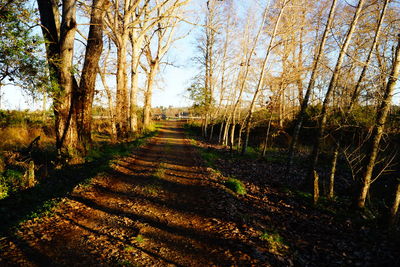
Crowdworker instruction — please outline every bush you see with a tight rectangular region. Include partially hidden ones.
[225,178,246,195]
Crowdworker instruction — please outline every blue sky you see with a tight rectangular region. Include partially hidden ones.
[1,0,399,110]
[0,0,204,110]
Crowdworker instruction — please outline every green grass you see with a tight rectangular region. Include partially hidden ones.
[124,245,135,252]
[260,230,288,255]
[200,149,219,167]
[225,178,246,195]
[153,168,165,179]
[133,234,145,243]
[183,122,201,137]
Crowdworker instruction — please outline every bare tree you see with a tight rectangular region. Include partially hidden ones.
[308,0,365,203]
[37,0,109,158]
[357,34,400,209]
[287,0,338,171]
[241,0,289,154]
[141,0,189,129]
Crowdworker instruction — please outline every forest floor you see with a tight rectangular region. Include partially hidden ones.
[0,121,399,266]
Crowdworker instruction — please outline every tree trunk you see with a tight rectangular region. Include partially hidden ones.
[143,64,157,129]
[357,34,400,209]
[262,113,273,157]
[115,35,129,139]
[328,143,339,199]
[313,170,319,205]
[218,120,224,144]
[37,0,79,157]
[77,0,109,153]
[389,182,400,226]
[348,0,389,112]
[309,0,365,198]
[129,30,144,133]
[99,67,117,141]
[242,0,287,154]
[287,0,338,171]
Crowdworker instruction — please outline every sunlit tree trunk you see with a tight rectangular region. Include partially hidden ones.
[242,0,287,154]
[115,34,129,138]
[37,0,79,157]
[328,0,389,199]
[77,0,109,153]
[99,62,117,141]
[143,63,157,128]
[348,0,389,112]
[389,181,400,226]
[309,0,365,203]
[357,35,400,209]
[287,0,338,171]
[129,30,144,133]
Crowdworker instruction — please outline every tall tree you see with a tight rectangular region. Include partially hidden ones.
[308,0,365,203]
[357,34,400,209]
[76,0,111,152]
[37,0,109,158]
[287,0,338,171]
[141,0,188,129]
[241,0,288,154]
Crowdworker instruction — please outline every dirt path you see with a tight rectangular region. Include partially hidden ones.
[0,121,268,266]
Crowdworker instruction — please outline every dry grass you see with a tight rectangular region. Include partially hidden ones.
[0,126,54,150]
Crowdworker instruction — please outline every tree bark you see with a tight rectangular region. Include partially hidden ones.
[143,64,157,129]
[129,30,143,133]
[77,0,109,153]
[262,113,273,157]
[287,0,338,171]
[242,0,287,154]
[115,35,129,139]
[309,0,365,198]
[357,34,400,209]
[37,0,79,157]
[348,0,389,112]
[328,143,339,199]
[389,181,400,226]
[99,66,117,141]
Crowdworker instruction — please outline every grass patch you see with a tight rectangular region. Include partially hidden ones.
[124,245,135,252]
[225,178,246,195]
[260,231,288,255]
[143,182,162,196]
[200,149,219,167]
[133,234,145,244]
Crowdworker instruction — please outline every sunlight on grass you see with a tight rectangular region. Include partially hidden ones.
[225,178,246,195]
[260,231,289,255]
[133,234,145,244]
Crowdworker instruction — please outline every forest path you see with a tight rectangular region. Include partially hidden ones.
[0,121,265,266]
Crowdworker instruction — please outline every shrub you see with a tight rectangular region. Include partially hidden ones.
[225,178,246,195]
